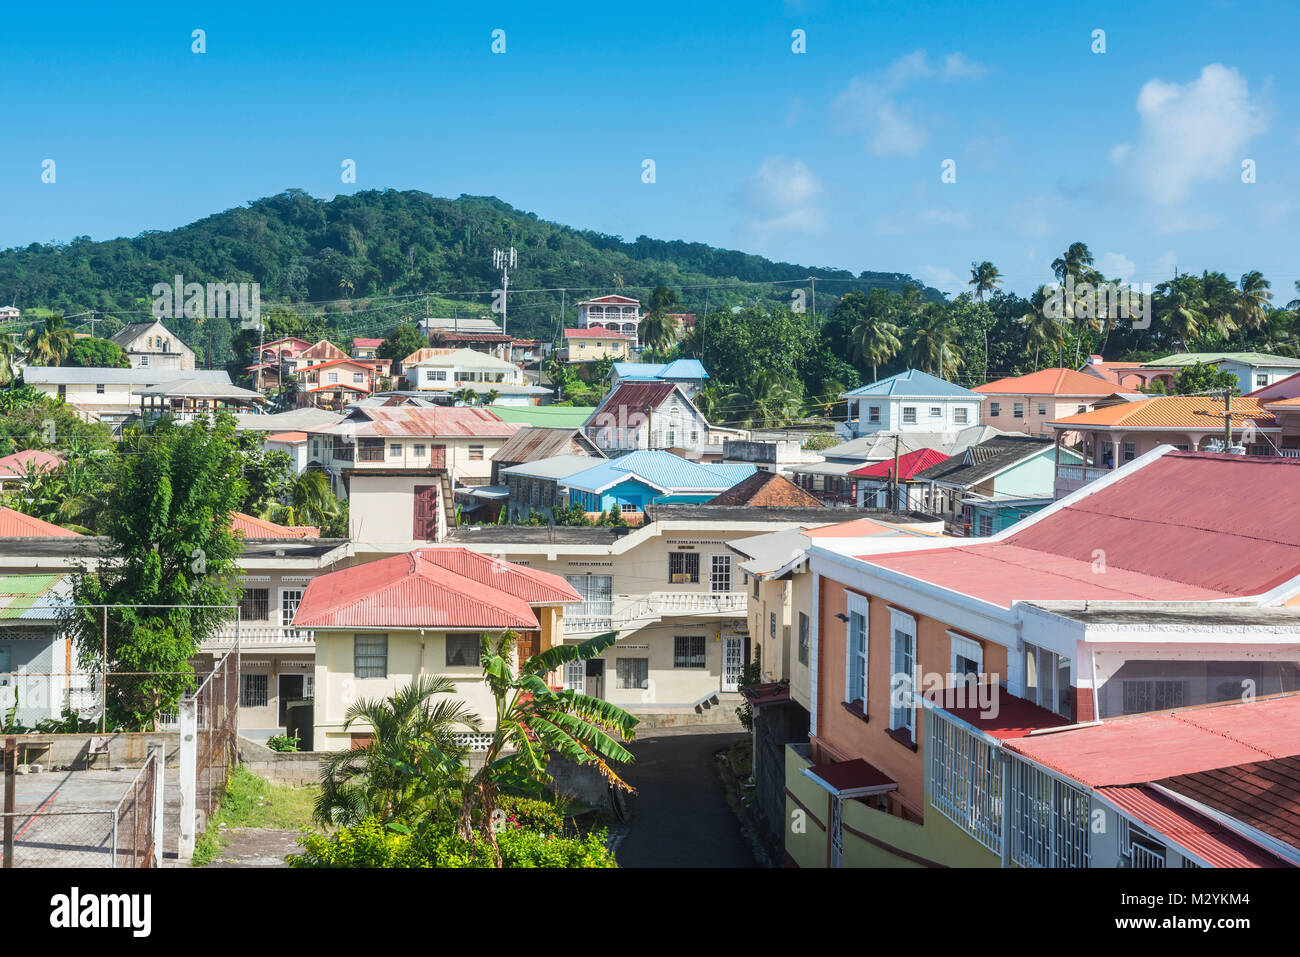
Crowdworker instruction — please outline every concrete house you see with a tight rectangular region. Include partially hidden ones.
[23,367,235,430]
[584,382,724,459]
[785,448,1300,868]
[562,328,634,364]
[1140,351,1300,395]
[973,368,1119,438]
[575,295,642,343]
[109,320,195,371]
[841,370,984,439]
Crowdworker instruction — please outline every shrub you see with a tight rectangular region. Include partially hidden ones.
[266,733,300,753]
[287,814,616,868]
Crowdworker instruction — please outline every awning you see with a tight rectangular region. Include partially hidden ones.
[801,759,897,798]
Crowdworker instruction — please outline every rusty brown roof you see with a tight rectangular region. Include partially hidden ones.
[583,382,681,428]
[314,406,521,438]
[491,427,605,464]
[708,471,824,508]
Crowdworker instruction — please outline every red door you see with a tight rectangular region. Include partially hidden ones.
[413,485,440,540]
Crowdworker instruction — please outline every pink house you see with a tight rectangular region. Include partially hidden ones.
[974,368,1119,438]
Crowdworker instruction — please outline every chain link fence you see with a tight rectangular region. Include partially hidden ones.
[193,645,239,819]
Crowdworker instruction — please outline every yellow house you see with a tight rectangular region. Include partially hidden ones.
[563,328,633,363]
[293,547,578,751]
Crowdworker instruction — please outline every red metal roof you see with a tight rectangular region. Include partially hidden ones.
[849,448,952,480]
[1003,694,1300,787]
[1101,785,1290,868]
[0,449,63,478]
[297,340,349,362]
[1159,757,1300,852]
[806,759,896,793]
[0,506,80,537]
[926,687,1070,739]
[858,452,1300,605]
[352,338,383,348]
[317,407,519,439]
[293,547,581,630]
[564,327,634,339]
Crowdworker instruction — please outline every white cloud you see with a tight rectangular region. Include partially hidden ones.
[832,50,987,157]
[874,205,970,236]
[1097,252,1137,281]
[917,264,963,295]
[737,156,826,243]
[1111,64,1269,205]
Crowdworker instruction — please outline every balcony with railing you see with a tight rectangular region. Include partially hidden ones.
[561,591,748,636]
[203,624,317,648]
[1053,463,1112,498]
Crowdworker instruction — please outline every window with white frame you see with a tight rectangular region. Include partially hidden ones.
[950,633,983,685]
[845,593,869,712]
[929,407,941,418]
[564,574,612,619]
[928,707,1002,853]
[1037,403,1047,416]
[563,659,585,693]
[868,406,881,423]
[1009,755,1091,868]
[769,612,777,641]
[710,554,732,593]
[902,406,917,424]
[889,610,916,738]
[953,407,968,425]
[1013,402,1024,419]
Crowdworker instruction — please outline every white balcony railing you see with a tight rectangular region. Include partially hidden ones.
[561,591,748,635]
[1055,465,1111,483]
[204,625,316,647]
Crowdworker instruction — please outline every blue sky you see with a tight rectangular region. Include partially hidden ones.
[2,0,1297,300]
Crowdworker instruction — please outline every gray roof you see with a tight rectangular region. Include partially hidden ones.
[500,454,602,481]
[234,409,346,431]
[134,379,265,400]
[492,427,604,464]
[419,317,503,334]
[911,436,1058,489]
[24,367,231,386]
[445,525,625,545]
[644,504,938,524]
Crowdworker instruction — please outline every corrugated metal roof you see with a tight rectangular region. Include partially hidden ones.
[566,328,634,339]
[296,340,349,362]
[0,507,81,538]
[584,382,681,428]
[975,367,1120,396]
[562,451,754,494]
[1004,695,1300,787]
[492,427,603,464]
[231,513,319,539]
[1049,396,1278,429]
[402,347,518,371]
[23,367,231,386]
[842,369,979,399]
[708,472,824,508]
[0,573,70,620]
[1159,757,1300,852]
[850,448,951,480]
[1101,785,1289,867]
[315,407,519,438]
[0,449,63,478]
[292,547,580,630]
[1145,352,1300,368]
[500,454,602,481]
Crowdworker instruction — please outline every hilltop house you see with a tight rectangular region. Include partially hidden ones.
[109,320,195,371]
[576,295,642,344]
[784,449,1300,868]
[841,370,984,439]
[974,368,1119,438]
[562,328,634,365]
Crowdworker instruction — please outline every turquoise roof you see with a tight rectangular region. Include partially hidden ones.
[562,451,753,495]
[842,368,979,399]
[611,360,709,381]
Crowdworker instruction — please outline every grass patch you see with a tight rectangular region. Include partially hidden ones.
[728,737,753,778]
[192,765,319,867]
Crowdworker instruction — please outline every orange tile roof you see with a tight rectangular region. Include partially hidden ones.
[230,513,320,539]
[1049,396,1278,430]
[975,368,1120,396]
[265,431,309,443]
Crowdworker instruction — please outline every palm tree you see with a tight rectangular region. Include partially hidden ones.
[1157,277,1207,351]
[1051,242,1096,288]
[1019,288,1065,371]
[909,305,964,379]
[1235,270,1272,330]
[457,630,636,864]
[1198,271,1238,344]
[315,675,482,828]
[969,262,1002,381]
[453,387,478,406]
[23,316,74,366]
[0,336,23,386]
[724,370,803,429]
[267,468,342,531]
[850,311,901,382]
[638,311,681,355]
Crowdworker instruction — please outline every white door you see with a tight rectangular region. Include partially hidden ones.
[722,637,744,692]
[280,588,305,629]
[563,659,585,694]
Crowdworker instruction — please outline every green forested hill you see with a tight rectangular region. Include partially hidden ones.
[0,189,940,361]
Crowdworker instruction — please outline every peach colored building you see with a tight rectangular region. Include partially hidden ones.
[974,368,1119,439]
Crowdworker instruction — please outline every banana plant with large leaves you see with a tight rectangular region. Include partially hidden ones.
[458,629,638,865]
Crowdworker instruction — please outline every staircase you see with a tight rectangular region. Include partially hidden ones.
[630,692,745,729]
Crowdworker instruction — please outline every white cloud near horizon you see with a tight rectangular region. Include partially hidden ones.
[737,156,826,245]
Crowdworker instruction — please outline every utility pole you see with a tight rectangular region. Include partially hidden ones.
[493,246,517,337]
[1223,388,1234,450]
[891,434,900,511]
[809,277,816,330]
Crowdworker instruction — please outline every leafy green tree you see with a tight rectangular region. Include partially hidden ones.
[266,468,347,535]
[377,322,428,364]
[63,338,131,368]
[68,414,248,729]
[23,316,74,366]
[315,676,481,827]
[458,630,636,865]
[1170,361,1239,396]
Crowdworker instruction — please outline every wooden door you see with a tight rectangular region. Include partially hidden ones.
[413,485,439,540]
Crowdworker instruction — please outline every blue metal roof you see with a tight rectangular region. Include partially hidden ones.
[562,451,754,494]
[611,360,709,381]
[842,368,979,399]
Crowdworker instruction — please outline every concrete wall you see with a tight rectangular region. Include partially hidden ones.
[348,473,446,543]
[6,731,180,769]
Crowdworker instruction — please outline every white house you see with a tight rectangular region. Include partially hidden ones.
[1144,352,1300,396]
[109,320,196,371]
[841,369,984,438]
[576,295,642,344]
[23,367,235,429]
[583,381,726,460]
[400,347,525,393]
